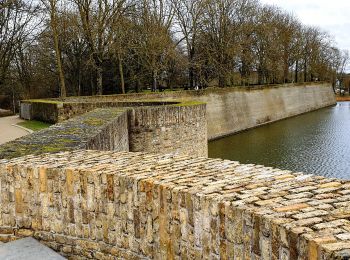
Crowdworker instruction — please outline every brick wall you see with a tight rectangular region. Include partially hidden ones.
[1,151,349,259]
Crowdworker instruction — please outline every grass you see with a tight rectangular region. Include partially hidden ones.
[22,99,64,104]
[336,95,350,102]
[17,120,52,131]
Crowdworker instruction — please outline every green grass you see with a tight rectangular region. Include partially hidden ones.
[17,120,52,131]
[22,99,64,104]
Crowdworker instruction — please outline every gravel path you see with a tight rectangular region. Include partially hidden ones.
[0,115,29,145]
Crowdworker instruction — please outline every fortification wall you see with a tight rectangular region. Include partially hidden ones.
[128,104,207,157]
[198,83,336,139]
[0,108,129,159]
[2,103,207,159]
[20,82,336,140]
[1,150,349,259]
[20,101,178,124]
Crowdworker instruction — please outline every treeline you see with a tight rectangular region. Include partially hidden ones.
[0,0,348,105]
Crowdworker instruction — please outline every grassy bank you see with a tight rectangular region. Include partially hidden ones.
[17,120,52,131]
[336,95,350,101]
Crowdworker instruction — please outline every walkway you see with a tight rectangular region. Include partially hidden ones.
[0,237,66,259]
[0,116,29,145]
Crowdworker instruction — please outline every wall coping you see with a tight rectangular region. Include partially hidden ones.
[0,108,128,159]
[1,150,349,258]
[21,82,331,103]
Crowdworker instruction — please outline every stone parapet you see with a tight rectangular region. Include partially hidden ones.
[0,108,129,159]
[0,150,349,259]
[1,102,207,159]
[128,104,207,157]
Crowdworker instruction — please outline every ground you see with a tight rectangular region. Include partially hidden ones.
[0,116,29,145]
[17,120,52,131]
[336,95,350,101]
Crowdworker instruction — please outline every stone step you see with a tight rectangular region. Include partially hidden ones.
[0,237,66,259]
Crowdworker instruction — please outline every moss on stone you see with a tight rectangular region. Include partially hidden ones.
[173,101,206,107]
[22,99,64,105]
[83,118,105,126]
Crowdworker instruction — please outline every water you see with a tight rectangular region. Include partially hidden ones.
[209,102,350,180]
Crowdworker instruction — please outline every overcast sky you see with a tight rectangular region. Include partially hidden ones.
[260,0,350,52]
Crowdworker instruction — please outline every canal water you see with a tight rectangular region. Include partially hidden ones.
[209,102,350,180]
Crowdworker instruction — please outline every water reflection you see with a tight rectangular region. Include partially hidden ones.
[209,102,350,180]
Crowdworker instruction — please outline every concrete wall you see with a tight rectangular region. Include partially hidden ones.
[20,82,336,140]
[1,150,349,259]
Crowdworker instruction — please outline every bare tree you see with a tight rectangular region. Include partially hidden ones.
[41,0,67,97]
[132,0,175,91]
[72,0,130,95]
[1,0,347,103]
[172,0,205,88]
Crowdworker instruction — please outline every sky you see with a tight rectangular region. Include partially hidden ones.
[259,0,350,52]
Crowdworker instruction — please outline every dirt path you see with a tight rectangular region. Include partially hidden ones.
[0,116,29,145]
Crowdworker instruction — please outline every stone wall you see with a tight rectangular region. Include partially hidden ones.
[1,150,349,259]
[128,104,207,157]
[20,82,336,140]
[0,109,13,117]
[2,102,207,159]
[20,100,178,124]
[0,108,129,159]
[195,83,336,139]
[20,100,62,122]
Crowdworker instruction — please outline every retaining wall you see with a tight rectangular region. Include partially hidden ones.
[1,150,350,259]
[1,103,207,159]
[20,101,178,124]
[128,104,207,157]
[20,82,336,140]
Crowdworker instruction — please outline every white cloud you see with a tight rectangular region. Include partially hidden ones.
[260,0,350,51]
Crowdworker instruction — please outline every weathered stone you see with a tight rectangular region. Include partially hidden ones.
[275,203,309,213]
[19,83,336,141]
[314,220,350,230]
[0,150,349,259]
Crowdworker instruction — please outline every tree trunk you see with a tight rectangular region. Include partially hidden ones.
[90,70,95,95]
[152,70,157,92]
[189,66,194,89]
[218,75,225,88]
[12,88,15,114]
[78,71,81,96]
[51,8,66,98]
[258,66,263,85]
[135,79,140,93]
[118,54,125,94]
[294,60,298,83]
[96,66,103,95]
[331,75,336,94]
[283,63,289,83]
[189,48,195,89]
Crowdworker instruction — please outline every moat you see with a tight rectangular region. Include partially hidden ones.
[209,101,350,180]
